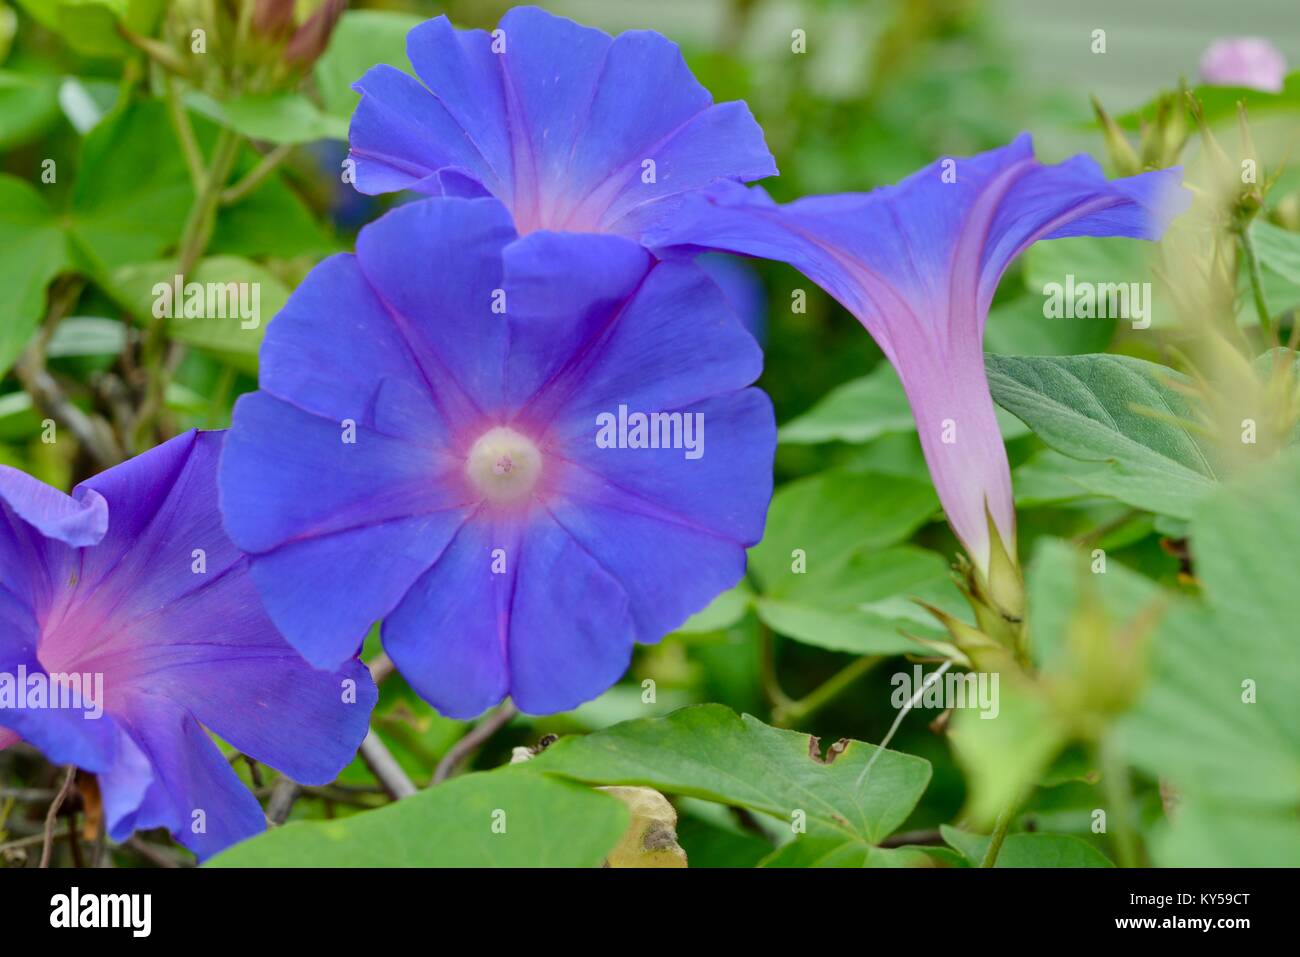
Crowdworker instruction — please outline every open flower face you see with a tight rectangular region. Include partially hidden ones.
[0,432,375,861]
[219,197,775,719]
[649,134,1191,574]
[347,6,776,241]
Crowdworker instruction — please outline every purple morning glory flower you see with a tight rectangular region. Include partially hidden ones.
[219,196,774,718]
[0,432,376,861]
[649,134,1190,574]
[347,5,776,242]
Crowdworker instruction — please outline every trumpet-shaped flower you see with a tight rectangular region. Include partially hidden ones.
[219,197,774,718]
[649,134,1190,574]
[347,5,776,241]
[0,432,375,861]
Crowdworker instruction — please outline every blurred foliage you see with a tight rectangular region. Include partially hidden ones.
[3,0,1299,869]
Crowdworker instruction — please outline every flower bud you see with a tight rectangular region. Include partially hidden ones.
[284,0,346,69]
[253,0,296,41]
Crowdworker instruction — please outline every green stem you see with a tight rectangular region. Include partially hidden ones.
[979,798,1017,868]
[221,143,292,206]
[1099,735,1142,868]
[774,655,882,727]
[163,72,204,190]
[132,128,243,449]
[175,129,242,275]
[759,624,796,716]
[1237,223,1273,337]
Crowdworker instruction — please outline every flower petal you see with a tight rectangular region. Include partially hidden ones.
[222,392,467,554]
[545,491,750,644]
[246,514,468,669]
[0,644,119,771]
[221,391,473,667]
[350,8,775,239]
[504,233,764,427]
[505,512,635,714]
[257,252,447,438]
[499,230,655,410]
[349,63,499,196]
[557,388,775,547]
[111,694,265,862]
[382,518,515,719]
[0,464,106,547]
[353,197,516,418]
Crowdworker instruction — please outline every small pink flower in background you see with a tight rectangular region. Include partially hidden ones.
[1199,37,1287,93]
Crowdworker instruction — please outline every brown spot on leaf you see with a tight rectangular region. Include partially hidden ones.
[642,821,679,852]
[807,735,850,764]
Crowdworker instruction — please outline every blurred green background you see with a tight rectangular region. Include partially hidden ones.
[3,0,1298,867]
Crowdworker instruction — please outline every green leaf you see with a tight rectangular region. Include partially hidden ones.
[0,70,61,148]
[747,468,937,591]
[675,814,773,868]
[1019,236,1159,325]
[210,153,338,260]
[0,390,41,442]
[46,317,126,357]
[987,353,1216,518]
[314,9,424,118]
[984,294,1115,356]
[68,101,193,274]
[1147,799,1300,868]
[1117,74,1300,130]
[1243,220,1300,324]
[674,582,753,634]
[187,91,348,145]
[69,101,335,273]
[104,256,288,371]
[755,545,951,655]
[15,0,165,58]
[207,769,628,867]
[1250,220,1300,286]
[0,174,71,376]
[779,360,1027,445]
[941,825,1113,867]
[1012,449,1094,506]
[1120,449,1300,865]
[759,836,935,867]
[530,704,932,848]
[778,363,916,445]
[1025,537,1160,671]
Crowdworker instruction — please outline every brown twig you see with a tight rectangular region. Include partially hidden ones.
[358,731,417,800]
[431,703,518,786]
[367,652,395,686]
[125,837,186,868]
[15,276,124,469]
[40,766,77,868]
[266,777,301,825]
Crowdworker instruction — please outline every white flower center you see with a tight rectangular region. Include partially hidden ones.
[465,427,542,505]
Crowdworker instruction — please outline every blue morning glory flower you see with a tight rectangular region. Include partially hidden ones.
[219,197,775,718]
[347,5,776,242]
[0,432,376,861]
[649,134,1190,576]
